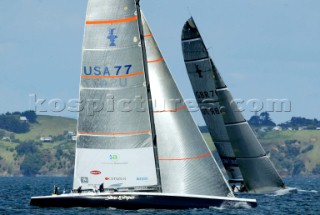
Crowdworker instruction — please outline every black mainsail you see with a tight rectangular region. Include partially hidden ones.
[181,17,285,193]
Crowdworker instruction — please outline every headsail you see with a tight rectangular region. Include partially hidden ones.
[181,17,285,193]
[142,14,233,197]
[73,0,159,190]
[181,18,243,182]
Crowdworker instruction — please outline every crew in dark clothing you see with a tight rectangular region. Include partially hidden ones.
[53,185,58,195]
[239,182,248,192]
[77,186,82,194]
[99,183,104,192]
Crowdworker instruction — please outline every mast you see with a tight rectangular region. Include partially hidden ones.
[135,0,162,192]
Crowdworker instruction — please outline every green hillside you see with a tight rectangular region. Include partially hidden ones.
[0,115,319,177]
[15,115,76,141]
[0,115,76,176]
[259,130,320,176]
[203,129,320,176]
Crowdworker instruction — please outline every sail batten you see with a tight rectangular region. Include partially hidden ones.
[147,58,165,63]
[78,130,151,136]
[185,58,211,64]
[159,153,211,161]
[182,37,202,42]
[86,16,138,25]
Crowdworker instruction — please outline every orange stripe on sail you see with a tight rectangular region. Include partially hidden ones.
[78,130,151,136]
[147,58,164,63]
[159,153,211,161]
[81,71,144,79]
[144,34,153,38]
[154,105,188,113]
[86,16,138,25]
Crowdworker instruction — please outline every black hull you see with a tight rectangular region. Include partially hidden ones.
[30,193,257,210]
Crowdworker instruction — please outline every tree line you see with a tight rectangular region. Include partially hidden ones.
[248,112,320,130]
[0,111,37,134]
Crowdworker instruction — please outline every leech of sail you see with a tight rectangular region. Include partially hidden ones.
[81,71,144,79]
[154,105,188,113]
[147,58,164,63]
[78,130,151,136]
[160,153,211,161]
[86,16,138,25]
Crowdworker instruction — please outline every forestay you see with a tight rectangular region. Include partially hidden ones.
[74,0,158,190]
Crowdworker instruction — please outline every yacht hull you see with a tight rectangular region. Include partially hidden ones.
[30,192,257,209]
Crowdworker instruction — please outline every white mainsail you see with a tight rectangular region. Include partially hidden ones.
[181,18,285,193]
[142,14,233,197]
[73,0,159,190]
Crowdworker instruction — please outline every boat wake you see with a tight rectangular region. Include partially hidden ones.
[266,187,298,196]
[297,189,318,193]
[209,201,253,210]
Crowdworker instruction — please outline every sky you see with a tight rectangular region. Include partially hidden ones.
[0,0,319,125]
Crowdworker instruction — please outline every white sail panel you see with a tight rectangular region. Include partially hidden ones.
[74,0,158,190]
[74,148,157,189]
[142,14,233,197]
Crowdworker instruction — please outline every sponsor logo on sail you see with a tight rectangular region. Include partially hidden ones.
[136,177,148,181]
[109,154,119,161]
[104,153,128,165]
[81,177,89,183]
[105,177,126,181]
[107,28,118,46]
[90,170,101,175]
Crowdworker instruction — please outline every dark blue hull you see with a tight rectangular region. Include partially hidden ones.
[30,192,257,210]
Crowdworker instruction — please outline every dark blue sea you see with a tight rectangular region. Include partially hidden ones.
[0,177,319,215]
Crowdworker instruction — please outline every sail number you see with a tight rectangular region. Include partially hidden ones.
[201,107,221,116]
[83,65,132,76]
[195,90,215,99]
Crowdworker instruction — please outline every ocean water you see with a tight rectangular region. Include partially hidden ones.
[0,177,319,215]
